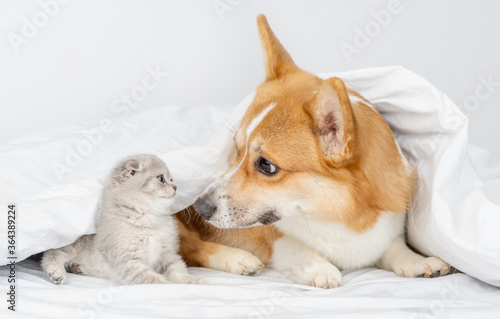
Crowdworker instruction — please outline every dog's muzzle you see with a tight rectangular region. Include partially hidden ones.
[193,196,216,220]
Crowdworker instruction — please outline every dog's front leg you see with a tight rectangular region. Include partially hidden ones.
[376,234,450,278]
[269,234,342,288]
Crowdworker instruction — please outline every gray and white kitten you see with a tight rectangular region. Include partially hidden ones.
[41,154,205,285]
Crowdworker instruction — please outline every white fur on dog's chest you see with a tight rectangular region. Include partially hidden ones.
[275,211,406,270]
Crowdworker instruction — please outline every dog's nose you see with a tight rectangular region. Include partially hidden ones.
[194,196,216,220]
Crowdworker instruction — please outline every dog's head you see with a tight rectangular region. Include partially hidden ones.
[194,15,413,231]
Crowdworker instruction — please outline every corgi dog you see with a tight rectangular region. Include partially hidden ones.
[176,14,450,288]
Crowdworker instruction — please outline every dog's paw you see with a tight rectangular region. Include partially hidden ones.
[47,267,67,285]
[395,257,450,278]
[210,246,264,276]
[288,260,343,289]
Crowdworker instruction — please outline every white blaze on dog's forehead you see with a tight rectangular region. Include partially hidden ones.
[245,103,277,138]
[225,103,277,178]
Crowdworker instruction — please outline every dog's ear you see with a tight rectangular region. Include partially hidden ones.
[312,77,357,166]
[257,14,299,81]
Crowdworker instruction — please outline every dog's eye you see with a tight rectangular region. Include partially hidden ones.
[256,157,279,176]
[157,175,165,183]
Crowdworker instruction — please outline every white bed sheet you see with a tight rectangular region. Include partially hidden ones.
[1,66,500,317]
[1,259,499,318]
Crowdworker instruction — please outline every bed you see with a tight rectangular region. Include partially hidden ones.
[1,66,500,318]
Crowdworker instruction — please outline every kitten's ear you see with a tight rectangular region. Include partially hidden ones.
[123,159,142,178]
[110,157,144,185]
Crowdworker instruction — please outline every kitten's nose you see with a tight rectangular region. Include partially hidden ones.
[172,184,177,191]
[194,196,216,220]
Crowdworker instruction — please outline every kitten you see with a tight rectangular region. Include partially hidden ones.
[41,154,205,285]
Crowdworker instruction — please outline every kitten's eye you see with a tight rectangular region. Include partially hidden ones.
[256,157,279,176]
[157,175,165,183]
[170,178,173,182]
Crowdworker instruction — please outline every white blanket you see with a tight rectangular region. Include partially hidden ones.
[1,259,499,318]
[0,66,499,317]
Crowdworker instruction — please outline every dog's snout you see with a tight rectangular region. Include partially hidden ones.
[194,196,216,220]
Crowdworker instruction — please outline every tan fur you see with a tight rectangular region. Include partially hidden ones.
[178,12,409,263]
[178,15,446,283]
[177,209,278,269]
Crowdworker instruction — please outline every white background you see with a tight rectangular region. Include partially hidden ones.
[1,0,499,156]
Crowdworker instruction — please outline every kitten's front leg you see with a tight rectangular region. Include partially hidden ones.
[162,254,206,285]
[111,256,171,285]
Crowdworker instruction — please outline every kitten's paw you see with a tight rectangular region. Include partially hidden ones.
[154,278,172,284]
[141,275,171,285]
[47,267,67,285]
[169,273,206,285]
[66,262,84,275]
[210,246,264,276]
[396,257,450,278]
[185,275,206,285]
[288,260,343,289]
